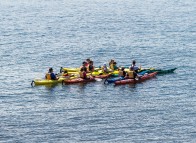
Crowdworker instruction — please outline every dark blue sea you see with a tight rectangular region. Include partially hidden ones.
[0,0,196,142]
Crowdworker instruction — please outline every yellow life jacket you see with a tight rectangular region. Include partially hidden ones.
[127,71,134,79]
[101,66,107,73]
[119,70,124,77]
[110,63,114,70]
[79,72,84,78]
[45,73,51,80]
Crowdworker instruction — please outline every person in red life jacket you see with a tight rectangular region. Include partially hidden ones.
[79,67,88,79]
[79,66,94,80]
[60,69,73,79]
[62,70,69,76]
[45,68,58,80]
[85,58,91,67]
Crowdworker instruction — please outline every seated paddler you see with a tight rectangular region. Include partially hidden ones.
[80,61,87,72]
[79,67,88,79]
[88,60,94,72]
[130,60,140,73]
[125,67,138,79]
[112,62,119,71]
[119,67,126,77]
[45,68,59,80]
[101,63,109,73]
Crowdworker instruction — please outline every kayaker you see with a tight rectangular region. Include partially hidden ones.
[101,63,109,73]
[85,58,91,67]
[109,59,115,70]
[79,68,87,79]
[62,70,69,76]
[80,61,87,72]
[119,67,126,77]
[130,60,140,73]
[88,60,94,72]
[110,61,119,71]
[112,62,119,70]
[45,68,58,80]
[79,67,93,80]
[125,67,138,79]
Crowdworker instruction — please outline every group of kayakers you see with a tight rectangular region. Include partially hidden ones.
[101,59,141,79]
[79,59,95,79]
[45,59,141,80]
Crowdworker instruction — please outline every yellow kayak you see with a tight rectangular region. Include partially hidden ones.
[62,67,118,75]
[62,66,155,73]
[63,67,80,72]
[62,67,101,72]
[31,76,76,86]
[61,67,156,78]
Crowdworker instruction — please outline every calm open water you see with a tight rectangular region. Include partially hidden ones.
[0,0,196,142]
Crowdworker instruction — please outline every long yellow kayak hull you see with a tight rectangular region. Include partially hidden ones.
[32,77,76,86]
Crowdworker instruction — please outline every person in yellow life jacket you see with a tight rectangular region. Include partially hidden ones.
[110,61,118,71]
[45,68,58,80]
[125,67,137,79]
[109,59,114,70]
[112,62,119,70]
[119,67,126,77]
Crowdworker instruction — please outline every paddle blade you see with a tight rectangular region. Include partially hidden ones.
[95,78,102,81]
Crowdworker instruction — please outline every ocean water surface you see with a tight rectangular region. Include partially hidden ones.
[0,0,196,142]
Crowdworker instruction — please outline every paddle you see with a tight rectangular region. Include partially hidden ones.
[94,78,102,81]
[88,71,102,81]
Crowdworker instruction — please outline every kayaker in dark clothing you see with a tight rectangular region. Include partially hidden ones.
[88,60,94,72]
[45,68,58,80]
[80,61,87,72]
